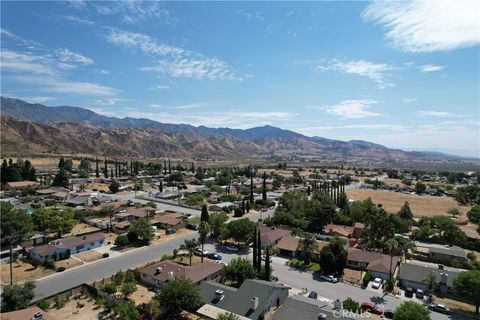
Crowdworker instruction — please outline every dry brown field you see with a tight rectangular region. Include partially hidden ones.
[346,188,470,218]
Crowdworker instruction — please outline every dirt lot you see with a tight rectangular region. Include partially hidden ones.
[129,283,155,304]
[76,250,103,263]
[346,189,470,218]
[1,260,54,285]
[47,295,102,320]
[151,228,195,245]
[63,223,101,237]
[434,296,477,315]
[55,257,82,270]
[174,255,202,266]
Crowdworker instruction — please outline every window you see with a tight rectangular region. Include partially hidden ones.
[76,245,83,251]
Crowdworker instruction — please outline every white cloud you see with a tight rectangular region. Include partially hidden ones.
[94,98,127,105]
[106,28,243,81]
[105,28,184,56]
[362,0,480,52]
[237,10,264,22]
[418,64,445,73]
[62,15,95,26]
[169,103,206,110]
[318,59,395,89]
[94,68,110,75]
[1,50,57,75]
[149,85,169,90]
[90,1,176,24]
[14,96,57,104]
[56,48,94,65]
[323,99,381,119]
[417,110,466,118]
[402,98,417,103]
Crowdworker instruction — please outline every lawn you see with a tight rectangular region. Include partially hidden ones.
[188,216,201,224]
[289,258,320,272]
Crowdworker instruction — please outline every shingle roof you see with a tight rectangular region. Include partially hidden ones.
[428,245,467,258]
[347,248,401,274]
[32,243,57,256]
[259,225,290,245]
[151,212,183,226]
[398,263,462,287]
[199,279,290,319]
[272,295,352,320]
[54,231,105,249]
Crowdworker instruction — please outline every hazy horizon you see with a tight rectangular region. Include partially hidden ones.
[1,1,479,158]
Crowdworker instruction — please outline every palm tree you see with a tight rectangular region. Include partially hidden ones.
[180,239,199,266]
[198,222,210,263]
[385,236,414,282]
[298,234,317,265]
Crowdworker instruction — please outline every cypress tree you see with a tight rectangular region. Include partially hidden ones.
[249,174,254,203]
[252,225,258,269]
[168,159,171,174]
[159,180,163,193]
[307,185,311,196]
[264,246,271,281]
[130,158,133,175]
[246,200,250,213]
[110,167,114,179]
[104,157,108,178]
[201,204,209,223]
[242,200,246,216]
[163,160,167,175]
[262,172,267,202]
[257,231,262,273]
[191,162,195,173]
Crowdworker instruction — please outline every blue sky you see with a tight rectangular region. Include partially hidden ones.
[1,1,479,157]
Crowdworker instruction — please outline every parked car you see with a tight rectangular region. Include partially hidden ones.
[184,213,192,217]
[415,289,424,299]
[404,287,414,298]
[225,245,239,252]
[320,274,338,283]
[186,223,199,230]
[260,255,272,262]
[307,291,318,299]
[165,228,176,235]
[207,253,222,261]
[371,278,383,289]
[361,302,384,315]
[194,249,208,256]
[429,304,450,315]
[382,309,394,319]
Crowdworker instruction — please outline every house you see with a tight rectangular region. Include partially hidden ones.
[196,304,249,320]
[5,181,39,189]
[30,231,104,262]
[138,260,224,288]
[90,200,127,213]
[1,306,57,320]
[198,279,290,320]
[272,295,352,320]
[397,261,464,295]
[347,248,401,280]
[115,207,155,221]
[65,195,91,207]
[21,232,47,248]
[274,236,329,261]
[414,242,468,265]
[150,212,185,229]
[323,223,364,240]
[259,225,290,248]
[35,187,70,201]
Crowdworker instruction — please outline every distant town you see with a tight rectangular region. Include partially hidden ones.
[1,156,479,319]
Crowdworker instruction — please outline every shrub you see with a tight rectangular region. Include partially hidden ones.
[450,258,463,268]
[37,299,50,310]
[102,253,110,258]
[56,267,66,272]
[233,208,244,217]
[343,298,359,312]
[126,231,138,243]
[161,254,173,261]
[102,282,117,295]
[42,257,56,270]
[54,295,66,309]
[115,235,129,247]
[362,271,372,287]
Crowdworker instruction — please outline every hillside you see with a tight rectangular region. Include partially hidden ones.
[0,97,461,160]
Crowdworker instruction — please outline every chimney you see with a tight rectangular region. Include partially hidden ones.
[167,271,174,280]
[317,314,327,320]
[438,264,444,270]
[155,267,163,275]
[440,273,448,285]
[251,297,259,310]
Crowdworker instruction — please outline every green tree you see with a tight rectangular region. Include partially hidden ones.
[361,208,395,250]
[454,270,480,314]
[201,204,209,223]
[298,234,316,264]
[198,222,211,263]
[319,237,347,277]
[128,218,154,245]
[154,278,203,315]
[262,172,267,201]
[342,298,359,312]
[223,258,257,287]
[250,174,254,203]
[113,270,126,286]
[264,246,271,281]
[422,272,438,299]
[467,205,480,223]
[447,208,461,218]
[121,281,137,299]
[415,181,426,194]
[252,225,258,269]
[454,185,480,205]
[227,218,256,246]
[52,168,69,188]
[307,192,337,232]
[180,239,199,266]
[32,208,75,237]
[209,212,229,237]
[398,201,413,220]
[112,302,139,320]
[393,301,430,320]
[109,180,120,193]
[1,282,36,312]
[1,202,34,246]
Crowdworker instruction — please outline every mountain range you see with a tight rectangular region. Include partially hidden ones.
[0,97,459,160]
